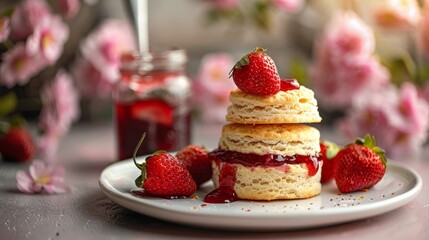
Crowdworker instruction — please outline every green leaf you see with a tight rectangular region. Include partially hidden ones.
[289,57,309,86]
[1,8,14,18]
[355,134,387,167]
[0,121,10,136]
[0,92,17,117]
[323,141,341,159]
[9,115,25,128]
[135,175,143,188]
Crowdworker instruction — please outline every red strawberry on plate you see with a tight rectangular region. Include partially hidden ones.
[131,100,173,126]
[133,133,196,198]
[176,145,211,186]
[230,47,281,95]
[319,140,340,184]
[334,134,387,193]
[0,126,35,163]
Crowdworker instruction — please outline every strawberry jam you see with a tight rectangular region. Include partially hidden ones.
[115,100,191,160]
[114,49,192,160]
[204,163,238,203]
[280,78,300,92]
[204,149,320,203]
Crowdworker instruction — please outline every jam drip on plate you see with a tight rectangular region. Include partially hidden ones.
[204,163,238,204]
[203,149,321,204]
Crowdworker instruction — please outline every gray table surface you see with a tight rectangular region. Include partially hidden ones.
[1,122,428,239]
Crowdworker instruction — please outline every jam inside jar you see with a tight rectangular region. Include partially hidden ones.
[114,49,192,160]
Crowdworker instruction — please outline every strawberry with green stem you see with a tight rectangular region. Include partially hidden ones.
[133,133,196,198]
[334,134,387,193]
[230,47,281,95]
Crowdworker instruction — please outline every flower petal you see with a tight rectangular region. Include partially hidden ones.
[16,170,35,193]
[29,160,47,179]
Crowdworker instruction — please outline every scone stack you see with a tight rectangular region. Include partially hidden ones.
[205,48,322,203]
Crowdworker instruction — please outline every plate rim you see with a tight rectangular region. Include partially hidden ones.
[99,158,422,229]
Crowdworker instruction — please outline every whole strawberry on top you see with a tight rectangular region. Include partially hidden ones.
[176,145,211,186]
[319,140,340,184]
[334,134,387,193]
[230,47,281,95]
[0,118,35,163]
[133,133,197,198]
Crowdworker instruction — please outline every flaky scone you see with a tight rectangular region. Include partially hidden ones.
[211,161,322,201]
[208,123,322,201]
[226,86,322,124]
[219,123,320,156]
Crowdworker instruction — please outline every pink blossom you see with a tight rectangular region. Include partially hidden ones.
[193,53,236,122]
[418,5,429,58]
[373,0,420,30]
[338,83,429,158]
[16,160,68,194]
[38,70,80,160]
[0,43,47,88]
[59,0,80,19]
[81,20,137,82]
[0,17,10,42]
[270,0,303,13]
[324,11,375,65]
[10,0,52,41]
[27,16,69,64]
[71,57,113,99]
[204,0,240,10]
[312,11,390,110]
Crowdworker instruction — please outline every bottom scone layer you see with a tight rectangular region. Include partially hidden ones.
[210,160,322,201]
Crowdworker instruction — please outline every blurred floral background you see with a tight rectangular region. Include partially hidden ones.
[1,0,429,183]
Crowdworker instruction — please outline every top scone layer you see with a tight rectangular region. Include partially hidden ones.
[220,123,320,156]
[226,86,322,124]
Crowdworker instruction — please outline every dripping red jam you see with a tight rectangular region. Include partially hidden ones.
[280,78,300,92]
[203,149,320,204]
[208,149,320,176]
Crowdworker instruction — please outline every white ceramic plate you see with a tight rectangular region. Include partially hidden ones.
[99,157,422,230]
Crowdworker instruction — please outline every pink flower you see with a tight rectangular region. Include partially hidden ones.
[10,0,52,41]
[0,17,10,42]
[193,53,236,122]
[270,0,303,13]
[373,0,420,30]
[81,20,137,82]
[312,11,390,110]
[59,0,80,19]
[16,160,68,194]
[0,43,47,88]
[339,83,429,158]
[324,11,375,65]
[418,5,429,58]
[38,70,80,160]
[71,57,113,99]
[27,16,69,64]
[313,55,389,109]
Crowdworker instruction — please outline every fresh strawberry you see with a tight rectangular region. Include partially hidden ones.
[334,134,387,193]
[176,145,211,186]
[133,133,196,198]
[0,127,35,163]
[319,140,340,184]
[131,99,173,126]
[230,47,281,95]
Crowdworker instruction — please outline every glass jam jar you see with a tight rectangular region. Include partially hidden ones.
[114,49,192,160]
